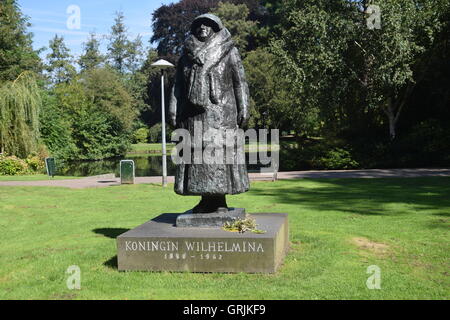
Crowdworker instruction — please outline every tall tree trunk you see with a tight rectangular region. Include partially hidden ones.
[388,111,396,140]
[383,97,397,140]
[383,83,414,140]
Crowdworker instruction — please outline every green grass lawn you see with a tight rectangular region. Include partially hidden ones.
[127,143,175,156]
[0,177,449,299]
[0,175,79,181]
[127,142,279,157]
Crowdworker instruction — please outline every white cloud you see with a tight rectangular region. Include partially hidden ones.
[30,27,90,36]
[22,7,68,18]
[31,17,99,29]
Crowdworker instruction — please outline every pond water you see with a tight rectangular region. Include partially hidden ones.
[57,153,272,177]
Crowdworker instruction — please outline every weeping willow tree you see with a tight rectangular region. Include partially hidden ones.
[0,72,41,158]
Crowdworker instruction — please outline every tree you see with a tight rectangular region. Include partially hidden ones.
[78,32,105,71]
[128,48,159,117]
[243,48,291,129]
[50,68,136,160]
[151,0,266,60]
[135,48,175,128]
[0,0,42,157]
[270,0,352,138]
[107,11,145,75]
[45,35,76,84]
[0,72,41,157]
[355,0,450,139]
[270,0,450,141]
[83,68,136,133]
[107,11,128,73]
[0,0,41,82]
[151,0,219,59]
[259,0,284,38]
[212,1,258,54]
[125,35,145,74]
[39,89,77,159]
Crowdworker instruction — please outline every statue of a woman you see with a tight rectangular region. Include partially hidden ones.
[169,13,250,214]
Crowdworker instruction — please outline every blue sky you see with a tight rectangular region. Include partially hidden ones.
[18,0,174,60]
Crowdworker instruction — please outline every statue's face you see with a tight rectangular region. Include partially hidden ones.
[195,23,213,41]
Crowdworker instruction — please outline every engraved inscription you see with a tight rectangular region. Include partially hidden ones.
[124,240,265,259]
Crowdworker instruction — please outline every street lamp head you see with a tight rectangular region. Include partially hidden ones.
[151,59,175,70]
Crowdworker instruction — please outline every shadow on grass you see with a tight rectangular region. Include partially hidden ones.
[92,229,123,269]
[433,212,450,217]
[428,219,450,229]
[93,228,129,239]
[249,177,450,218]
[104,255,118,269]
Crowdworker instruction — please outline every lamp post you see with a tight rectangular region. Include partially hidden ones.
[151,59,175,187]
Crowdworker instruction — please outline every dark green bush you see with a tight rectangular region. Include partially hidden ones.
[148,124,162,143]
[314,148,359,170]
[278,139,360,171]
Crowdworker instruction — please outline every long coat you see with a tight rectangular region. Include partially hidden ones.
[169,17,250,196]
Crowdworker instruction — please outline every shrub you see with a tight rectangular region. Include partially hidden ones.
[133,127,149,144]
[404,119,450,155]
[378,119,450,168]
[315,148,359,170]
[0,153,45,176]
[25,155,45,172]
[148,124,162,143]
[0,155,29,175]
[36,144,50,161]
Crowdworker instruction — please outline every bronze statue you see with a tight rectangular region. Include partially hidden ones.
[169,13,250,214]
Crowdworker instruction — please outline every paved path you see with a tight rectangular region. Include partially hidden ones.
[0,168,449,189]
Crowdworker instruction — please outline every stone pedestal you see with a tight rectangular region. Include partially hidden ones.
[176,208,246,228]
[117,213,289,273]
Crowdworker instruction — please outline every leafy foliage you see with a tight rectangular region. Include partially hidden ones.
[212,2,258,54]
[150,0,219,59]
[0,72,41,158]
[0,154,44,175]
[107,11,128,74]
[107,11,144,74]
[79,32,105,71]
[126,49,160,117]
[315,148,359,170]
[3,0,449,169]
[0,0,41,82]
[243,48,291,129]
[43,68,136,160]
[45,35,76,84]
[148,124,162,143]
[133,127,149,144]
[0,154,28,175]
[151,0,266,60]
[271,0,450,141]
[39,89,77,159]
